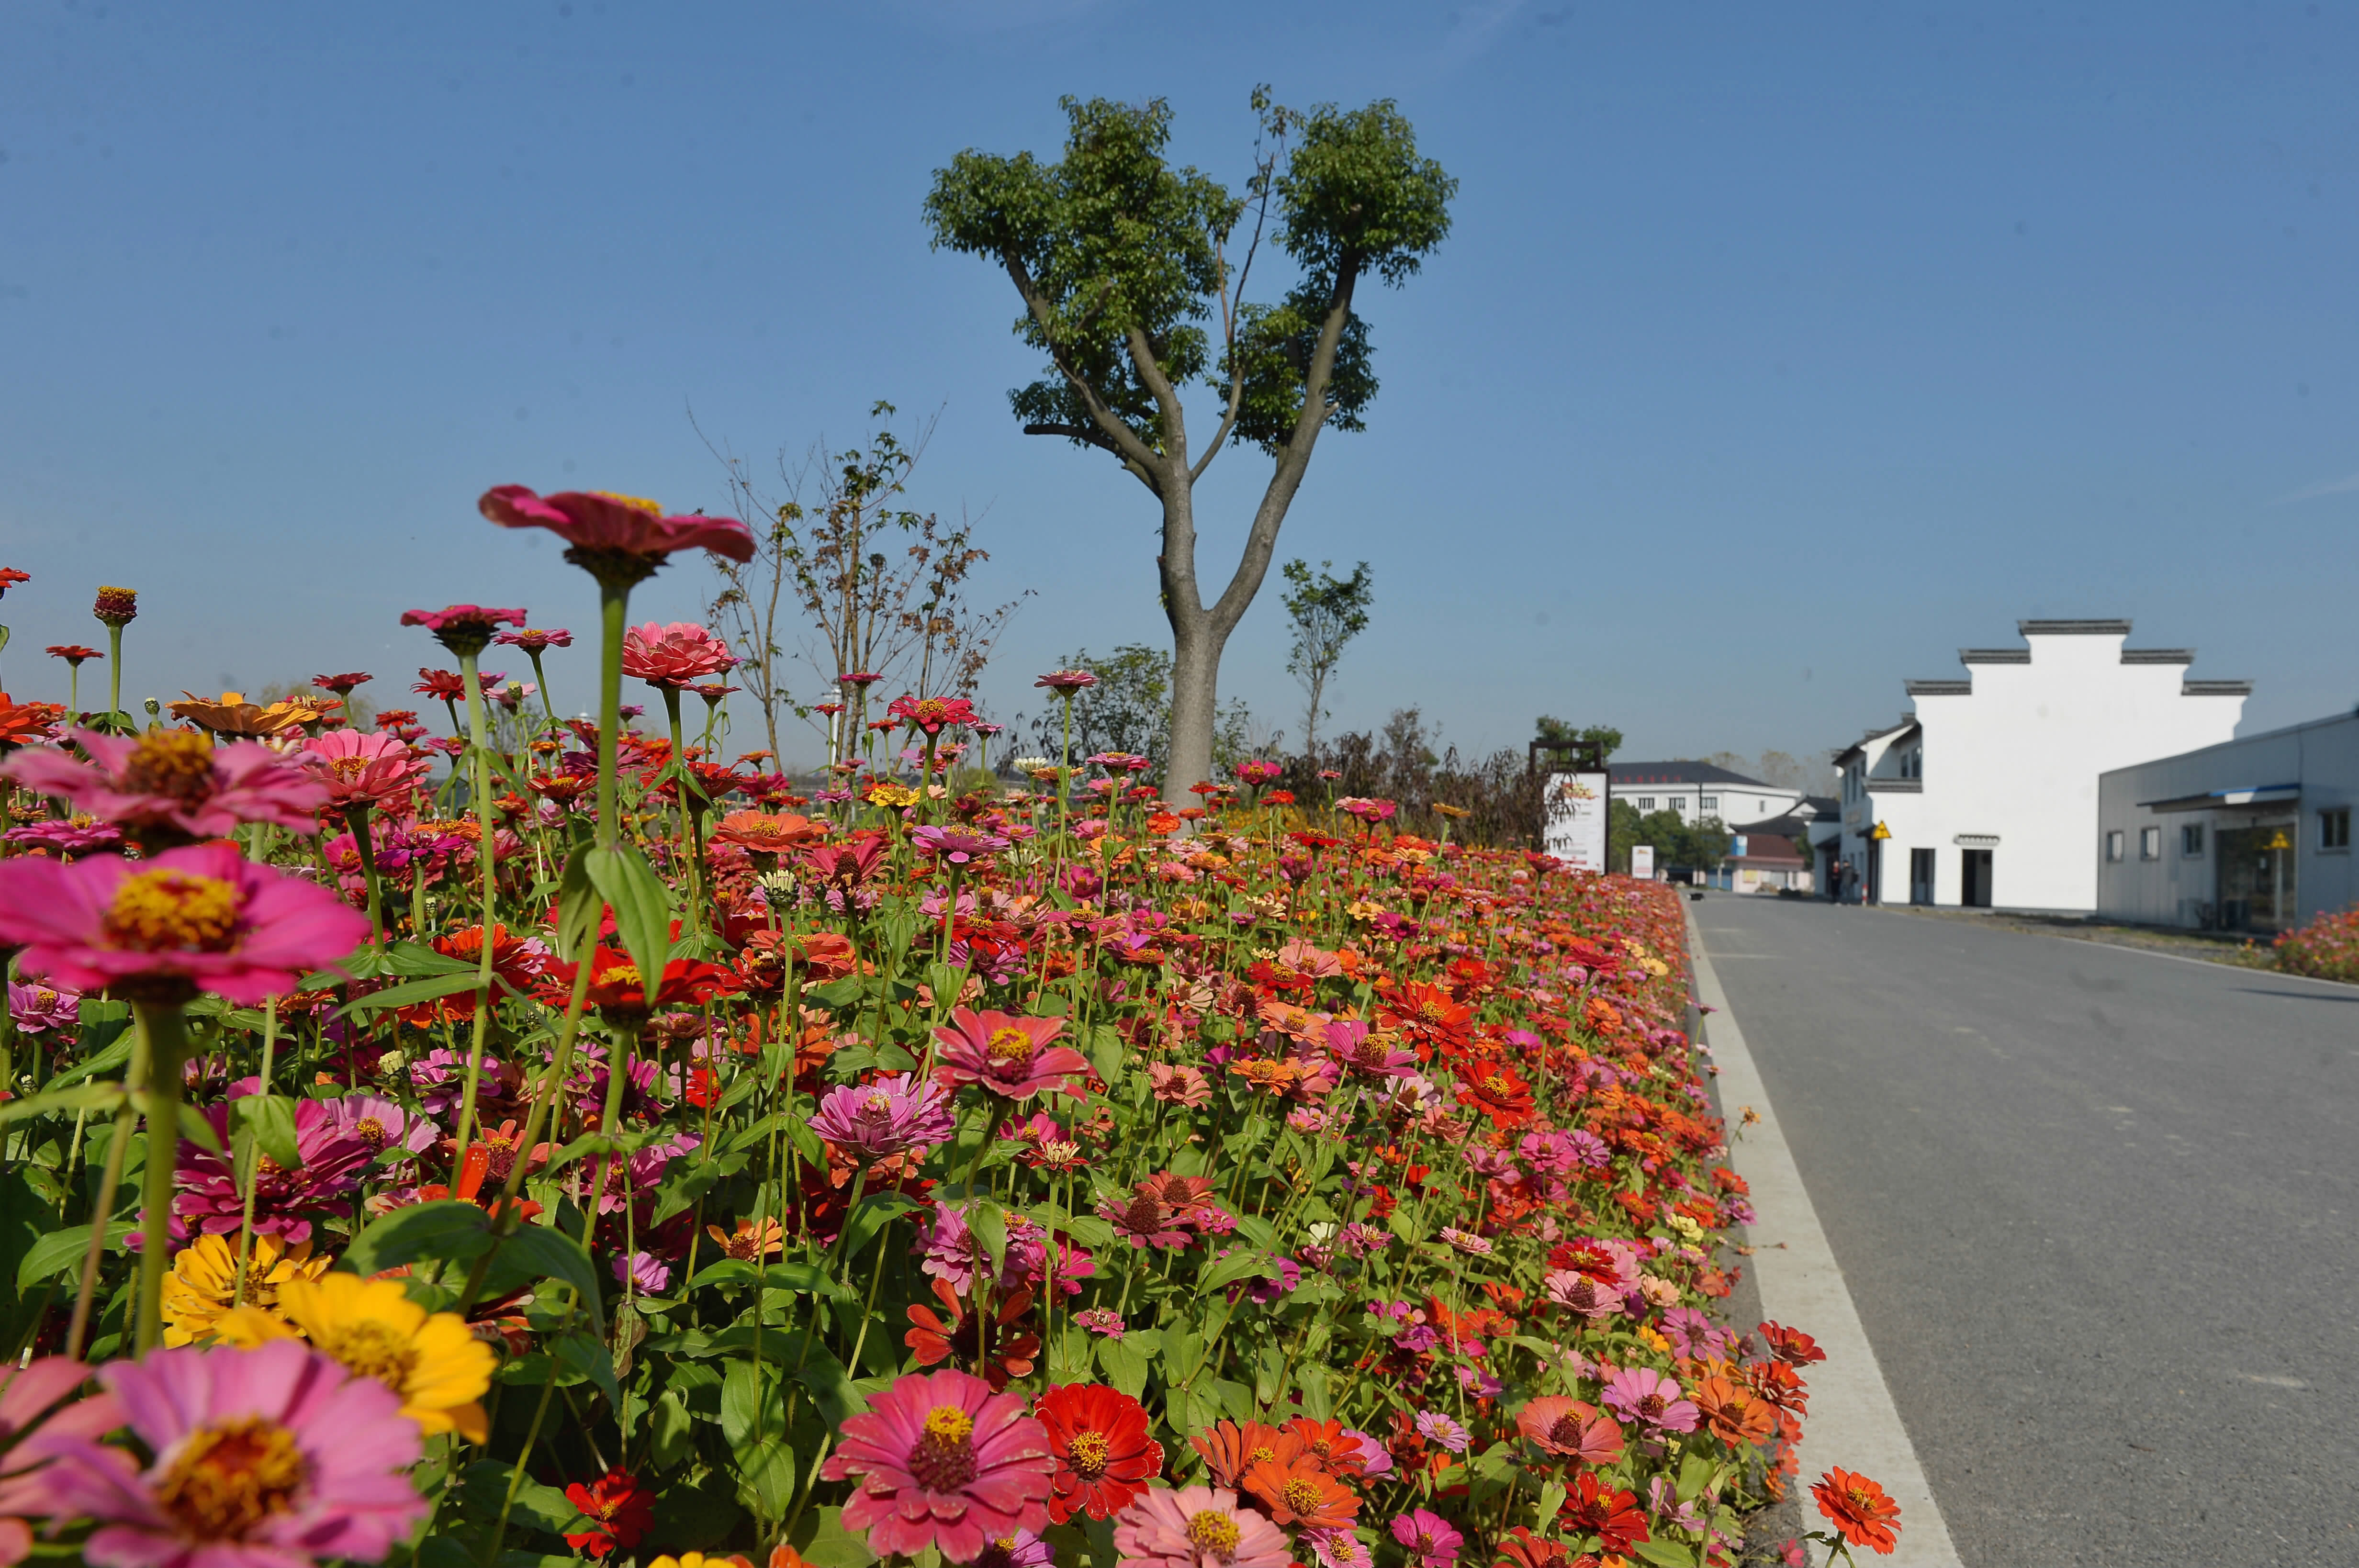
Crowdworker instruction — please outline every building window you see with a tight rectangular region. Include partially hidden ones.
[2105,830,2125,862]
[2140,826,2161,860]
[2322,808,2351,851]
[1637,797,1655,812]
[1700,796,1718,812]
[2182,824,2205,857]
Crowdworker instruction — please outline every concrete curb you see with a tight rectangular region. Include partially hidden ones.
[1688,909,1965,1568]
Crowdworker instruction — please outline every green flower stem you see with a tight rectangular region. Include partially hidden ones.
[132,999,191,1354]
[527,649,559,728]
[65,1086,140,1360]
[450,648,499,1164]
[231,998,278,1307]
[105,624,123,721]
[345,803,385,945]
[596,582,629,851]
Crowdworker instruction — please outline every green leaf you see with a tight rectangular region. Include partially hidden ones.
[555,848,602,961]
[45,1031,134,1091]
[841,1191,919,1259]
[785,1506,876,1568]
[342,1200,493,1276]
[720,1358,772,1451]
[1198,1251,1279,1291]
[968,1200,1009,1277]
[1631,1539,1698,1568]
[232,1095,300,1172]
[336,971,490,1018]
[379,940,477,977]
[16,1221,131,1293]
[1087,1024,1125,1088]
[459,1460,578,1537]
[166,1101,223,1154]
[686,1260,856,1303]
[1163,1326,1205,1383]
[1534,1481,1567,1531]
[1095,1334,1151,1399]
[806,977,865,1009]
[481,1224,605,1333]
[0,1082,125,1126]
[735,1438,798,1523]
[789,1346,865,1428]
[553,1327,621,1405]
[587,844,674,988]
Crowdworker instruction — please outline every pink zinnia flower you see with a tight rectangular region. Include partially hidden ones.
[911,825,1010,866]
[297,729,432,809]
[34,1341,427,1568]
[0,1358,124,1567]
[3,730,328,842]
[493,627,573,654]
[1033,670,1097,694]
[1543,1269,1624,1320]
[0,845,370,1007]
[1111,1485,1292,1568]
[6,979,82,1034]
[1413,1411,1470,1454]
[1599,1366,1699,1434]
[479,486,755,564]
[1147,1064,1212,1107]
[1392,1508,1464,1568]
[808,1073,956,1158]
[176,1093,375,1243]
[817,1367,1054,1562]
[399,605,525,657]
[620,622,739,687]
[932,1008,1091,1102]
[1514,1396,1623,1465]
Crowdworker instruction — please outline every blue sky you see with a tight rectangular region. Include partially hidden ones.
[3,0,2355,771]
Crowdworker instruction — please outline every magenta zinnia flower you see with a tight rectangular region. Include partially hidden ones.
[3,730,328,843]
[176,1093,375,1243]
[398,605,525,657]
[6,979,82,1034]
[0,845,370,1007]
[479,486,755,564]
[817,1366,1054,1562]
[1392,1508,1465,1568]
[807,1073,957,1158]
[932,1008,1090,1102]
[1111,1485,1292,1568]
[620,622,739,687]
[493,627,572,654]
[911,825,1011,866]
[297,728,432,810]
[1598,1366,1699,1433]
[34,1341,427,1568]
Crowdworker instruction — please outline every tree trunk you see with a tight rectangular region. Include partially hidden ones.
[1165,604,1224,802]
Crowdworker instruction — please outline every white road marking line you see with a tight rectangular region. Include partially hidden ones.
[1689,913,1965,1568]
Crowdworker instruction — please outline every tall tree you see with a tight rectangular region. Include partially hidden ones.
[1281,556,1373,756]
[924,91,1454,803]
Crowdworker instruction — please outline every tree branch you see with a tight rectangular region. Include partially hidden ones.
[1000,255,1168,487]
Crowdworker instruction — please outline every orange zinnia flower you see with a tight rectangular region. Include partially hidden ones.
[1811,1468,1902,1554]
[1190,1419,1290,1488]
[1281,1416,1370,1479]
[1240,1454,1359,1530]
[1689,1375,1778,1447]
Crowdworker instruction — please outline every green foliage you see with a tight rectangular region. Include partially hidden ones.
[1609,797,1732,874]
[1536,717,1623,759]
[1281,558,1373,752]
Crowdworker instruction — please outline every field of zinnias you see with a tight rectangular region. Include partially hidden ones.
[0,490,1901,1568]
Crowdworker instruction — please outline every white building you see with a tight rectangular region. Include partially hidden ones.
[2095,709,2359,935]
[1834,619,2248,912]
[1608,762,1805,827]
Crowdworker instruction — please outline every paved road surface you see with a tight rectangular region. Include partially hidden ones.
[1691,896,2359,1568]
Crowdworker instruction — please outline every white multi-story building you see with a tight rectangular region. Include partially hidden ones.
[1607,762,1805,827]
[1834,619,2248,912]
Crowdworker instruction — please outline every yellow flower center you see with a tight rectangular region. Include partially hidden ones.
[351,1117,389,1150]
[123,728,217,804]
[604,963,643,987]
[592,491,665,514]
[1246,1445,1275,1465]
[154,1416,308,1541]
[1281,1478,1324,1515]
[985,1027,1034,1064]
[921,1405,975,1444]
[103,869,240,952]
[1065,1429,1111,1479]
[1186,1510,1242,1558]
[909,1404,978,1493]
[316,1319,423,1392]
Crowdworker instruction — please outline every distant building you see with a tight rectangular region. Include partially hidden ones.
[1608,762,1805,826]
[1835,619,2248,911]
[2096,709,2359,935]
[1712,832,1812,894]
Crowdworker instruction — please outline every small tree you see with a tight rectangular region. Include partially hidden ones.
[1536,716,1623,760]
[707,402,1023,764]
[1281,557,1372,756]
[924,92,1454,803]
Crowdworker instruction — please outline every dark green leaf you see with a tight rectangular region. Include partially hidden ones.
[342,1200,493,1276]
[16,1221,131,1292]
[232,1095,300,1172]
[587,844,674,989]
[0,1082,124,1126]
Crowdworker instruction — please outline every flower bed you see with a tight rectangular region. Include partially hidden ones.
[0,497,1898,1568]
[2273,904,2359,983]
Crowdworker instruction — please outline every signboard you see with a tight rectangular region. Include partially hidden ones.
[1630,844,1656,880]
[1542,770,1610,872]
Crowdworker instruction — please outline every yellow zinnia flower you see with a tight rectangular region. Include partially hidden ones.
[648,1555,753,1568]
[220,1273,495,1441]
[159,1232,332,1346]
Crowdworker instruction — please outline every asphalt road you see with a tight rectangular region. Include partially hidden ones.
[1691,895,2359,1568]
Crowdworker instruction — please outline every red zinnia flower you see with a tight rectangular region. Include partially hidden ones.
[0,567,27,596]
[1811,1468,1901,1555]
[45,644,103,665]
[888,694,977,737]
[903,1277,1041,1391]
[1560,1470,1649,1554]
[564,1467,655,1558]
[413,668,467,702]
[621,621,739,687]
[932,1008,1092,1102]
[1760,1321,1827,1366]
[312,672,374,696]
[1514,1396,1623,1466]
[1035,1383,1164,1523]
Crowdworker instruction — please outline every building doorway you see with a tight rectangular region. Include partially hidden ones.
[1961,849,1994,908]
[2216,824,2296,933]
[1909,848,1936,905]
